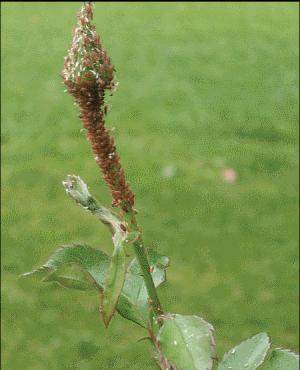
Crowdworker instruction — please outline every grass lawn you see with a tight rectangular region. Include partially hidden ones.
[2,2,299,369]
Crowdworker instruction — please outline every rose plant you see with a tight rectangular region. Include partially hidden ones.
[19,3,299,369]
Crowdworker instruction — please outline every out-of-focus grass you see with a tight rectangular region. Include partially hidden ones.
[1,2,298,369]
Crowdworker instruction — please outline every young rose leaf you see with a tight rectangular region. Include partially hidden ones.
[100,232,139,328]
[18,265,53,291]
[42,262,101,291]
[156,314,216,370]
[218,332,270,370]
[119,249,170,329]
[19,245,169,330]
[263,348,299,370]
[19,244,110,292]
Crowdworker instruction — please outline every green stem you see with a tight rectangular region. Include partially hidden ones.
[133,235,164,327]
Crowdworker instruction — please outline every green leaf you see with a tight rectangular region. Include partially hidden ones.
[42,262,101,291]
[156,314,216,370]
[100,233,128,328]
[19,245,170,330]
[18,265,53,290]
[119,249,170,329]
[100,231,140,328]
[19,244,110,291]
[218,332,270,370]
[264,348,299,369]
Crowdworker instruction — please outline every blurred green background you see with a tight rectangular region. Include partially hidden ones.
[1,2,299,369]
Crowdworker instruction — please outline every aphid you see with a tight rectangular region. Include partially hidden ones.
[92,51,98,60]
[104,106,108,115]
[130,219,135,225]
[121,205,128,213]
[80,17,85,26]
[93,35,100,43]
[119,211,124,218]
[149,307,153,312]
[84,36,90,44]
[72,26,76,34]
[138,227,142,233]
[111,199,118,207]
[149,266,154,273]
[120,224,127,232]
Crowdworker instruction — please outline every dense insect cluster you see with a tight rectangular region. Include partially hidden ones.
[61,2,135,212]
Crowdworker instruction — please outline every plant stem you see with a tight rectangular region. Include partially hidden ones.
[133,235,164,326]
